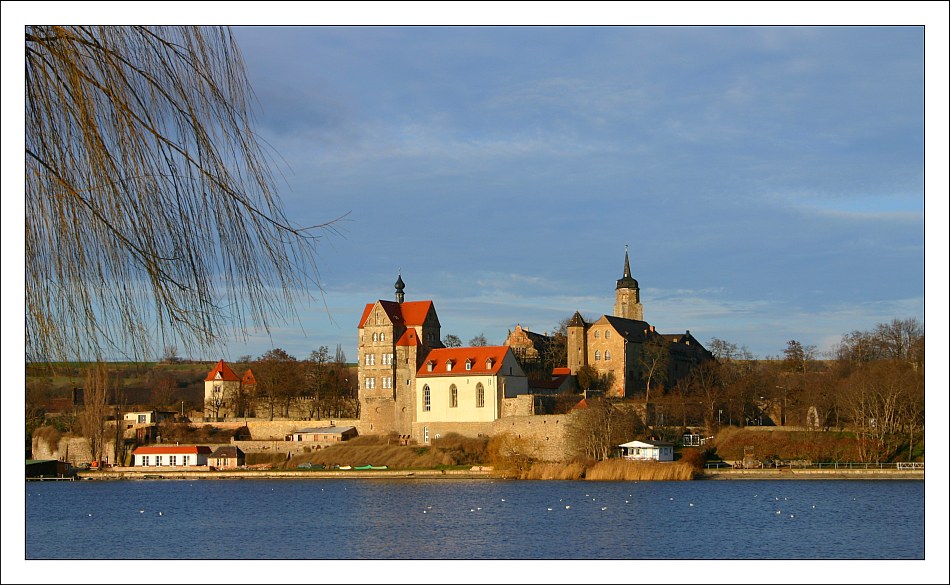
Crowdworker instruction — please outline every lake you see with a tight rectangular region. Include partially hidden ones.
[24,478,923,561]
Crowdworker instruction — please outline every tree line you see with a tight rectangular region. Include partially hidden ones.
[207,345,358,421]
[561,317,924,463]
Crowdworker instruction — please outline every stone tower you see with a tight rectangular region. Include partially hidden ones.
[357,275,442,437]
[614,245,643,321]
[566,311,588,376]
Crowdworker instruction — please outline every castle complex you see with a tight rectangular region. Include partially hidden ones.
[356,248,713,441]
[567,246,713,398]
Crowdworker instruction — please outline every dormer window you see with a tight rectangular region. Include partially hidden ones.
[465,359,473,371]
[426,361,435,372]
[486,358,494,369]
[446,360,454,372]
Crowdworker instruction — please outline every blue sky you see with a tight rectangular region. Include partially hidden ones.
[4,4,947,364]
[216,21,937,362]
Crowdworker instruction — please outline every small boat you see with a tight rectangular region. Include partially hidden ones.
[338,465,352,470]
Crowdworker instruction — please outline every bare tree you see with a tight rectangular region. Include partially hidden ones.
[161,346,181,364]
[303,346,332,419]
[80,363,110,465]
[639,335,669,404]
[25,25,337,363]
[443,335,462,348]
[468,333,489,347]
[567,399,640,460]
[150,371,178,408]
[254,348,301,419]
[783,340,817,374]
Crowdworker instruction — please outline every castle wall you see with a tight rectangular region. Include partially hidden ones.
[411,413,574,462]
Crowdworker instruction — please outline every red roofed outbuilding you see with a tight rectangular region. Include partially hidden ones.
[132,445,212,467]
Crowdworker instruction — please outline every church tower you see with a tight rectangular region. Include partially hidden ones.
[614,245,643,321]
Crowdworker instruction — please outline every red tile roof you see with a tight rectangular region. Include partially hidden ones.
[132,445,213,455]
[205,359,240,382]
[552,367,572,376]
[570,398,589,411]
[395,329,421,347]
[417,346,510,377]
[242,369,256,385]
[358,300,436,328]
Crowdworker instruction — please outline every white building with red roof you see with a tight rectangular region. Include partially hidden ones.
[132,445,212,468]
[416,346,528,425]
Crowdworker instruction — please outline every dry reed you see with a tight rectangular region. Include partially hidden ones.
[583,458,697,481]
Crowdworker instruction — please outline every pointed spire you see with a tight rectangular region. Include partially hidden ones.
[623,244,632,278]
[616,245,639,290]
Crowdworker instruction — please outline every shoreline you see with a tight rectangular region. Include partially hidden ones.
[69,467,924,481]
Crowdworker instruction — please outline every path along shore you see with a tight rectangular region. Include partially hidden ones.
[74,467,924,481]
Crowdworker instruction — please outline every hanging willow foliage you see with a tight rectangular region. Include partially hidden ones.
[26,26,333,363]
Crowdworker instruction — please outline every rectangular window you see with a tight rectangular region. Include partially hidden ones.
[137,414,147,424]
[183,456,190,466]
[156,456,163,466]
[382,353,393,365]
[364,354,376,366]
[382,377,392,389]
[365,378,376,389]
[142,456,149,466]
[170,455,177,466]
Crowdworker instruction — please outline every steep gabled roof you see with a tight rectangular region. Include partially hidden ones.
[241,369,256,385]
[417,346,511,377]
[395,328,421,346]
[209,445,243,458]
[205,359,240,382]
[600,315,654,342]
[358,300,438,328]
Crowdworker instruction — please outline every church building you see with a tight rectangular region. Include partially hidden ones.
[566,247,714,398]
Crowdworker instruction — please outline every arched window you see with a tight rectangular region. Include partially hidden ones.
[476,382,485,408]
[604,350,611,361]
[594,330,600,338]
[450,384,458,408]
[594,350,601,361]
[372,332,378,342]
[423,385,431,412]
[380,332,385,342]
[605,330,611,339]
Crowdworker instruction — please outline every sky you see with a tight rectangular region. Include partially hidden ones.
[214,17,939,363]
[4,3,947,366]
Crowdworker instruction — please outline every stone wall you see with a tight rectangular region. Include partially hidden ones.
[410,413,575,462]
[491,414,573,461]
[32,435,107,467]
[501,394,536,417]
